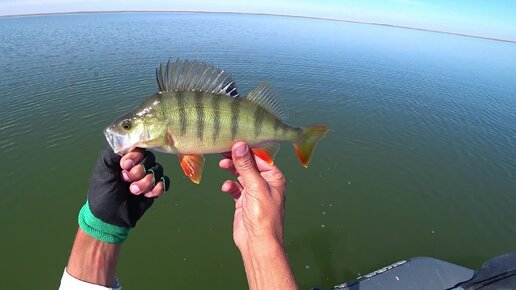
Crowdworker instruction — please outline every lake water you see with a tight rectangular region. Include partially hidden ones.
[0,12,515,289]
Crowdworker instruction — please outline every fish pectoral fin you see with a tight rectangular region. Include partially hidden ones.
[142,127,173,148]
[251,142,280,165]
[166,128,175,146]
[143,136,166,147]
[178,154,205,184]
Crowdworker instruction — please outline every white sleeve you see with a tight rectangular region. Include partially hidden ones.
[59,268,121,290]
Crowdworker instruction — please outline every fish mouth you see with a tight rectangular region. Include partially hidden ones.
[104,127,130,156]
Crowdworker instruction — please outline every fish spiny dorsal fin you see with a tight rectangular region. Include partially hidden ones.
[247,82,288,120]
[156,59,239,97]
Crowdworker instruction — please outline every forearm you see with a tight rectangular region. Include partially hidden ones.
[240,245,258,290]
[66,228,121,287]
[240,237,298,290]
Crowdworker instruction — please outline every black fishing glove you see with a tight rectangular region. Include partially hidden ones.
[78,146,170,243]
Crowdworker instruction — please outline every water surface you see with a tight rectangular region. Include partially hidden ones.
[0,12,515,289]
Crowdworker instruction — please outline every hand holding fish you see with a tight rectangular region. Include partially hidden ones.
[64,147,170,289]
[80,147,170,243]
[220,141,286,247]
[219,142,298,290]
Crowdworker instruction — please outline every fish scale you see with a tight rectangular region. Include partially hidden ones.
[104,59,328,184]
[157,90,299,154]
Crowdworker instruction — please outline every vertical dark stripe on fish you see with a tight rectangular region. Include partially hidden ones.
[254,106,265,137]
[273,118,282,136]
[177,91,187,136]
[195,91,204,140]
[230,98,240,140]
[212,95,222,143]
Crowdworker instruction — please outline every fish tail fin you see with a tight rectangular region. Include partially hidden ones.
[293,125,329,168]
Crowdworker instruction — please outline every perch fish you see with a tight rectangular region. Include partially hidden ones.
[104,59,328,183]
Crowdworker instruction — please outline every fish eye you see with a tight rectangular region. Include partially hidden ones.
[121,119,132,130]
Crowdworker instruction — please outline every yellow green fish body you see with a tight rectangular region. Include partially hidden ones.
[105,60,328,183]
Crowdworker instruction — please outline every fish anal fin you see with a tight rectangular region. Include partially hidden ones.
[178,154,205,184]
[252,143,280,165]
[247,82,288,120]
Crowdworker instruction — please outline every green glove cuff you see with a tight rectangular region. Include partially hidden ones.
[78,202,130,244]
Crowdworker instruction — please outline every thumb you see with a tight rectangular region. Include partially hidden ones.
[232,142,266,190]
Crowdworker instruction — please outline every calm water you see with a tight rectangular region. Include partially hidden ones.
[0,12,515,289]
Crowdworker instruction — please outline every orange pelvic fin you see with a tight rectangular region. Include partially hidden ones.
[252,142,280,165]
[293,125,329,168]
[178,154,205,184]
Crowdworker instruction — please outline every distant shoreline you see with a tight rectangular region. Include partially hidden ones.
[1,10,515,44]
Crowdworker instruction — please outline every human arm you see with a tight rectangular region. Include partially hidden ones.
[63,229,121,288]
[219,142,298,290]
[60,147,169,289]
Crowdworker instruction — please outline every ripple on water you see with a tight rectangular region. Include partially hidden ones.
[1,13,516,289]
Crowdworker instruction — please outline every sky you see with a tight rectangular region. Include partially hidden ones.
[0,0,515,40]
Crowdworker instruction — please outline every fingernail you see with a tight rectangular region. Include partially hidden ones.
[122,172,130,181]
[235,143,248,157]
[130,184,141,194]
[123,159,134,169]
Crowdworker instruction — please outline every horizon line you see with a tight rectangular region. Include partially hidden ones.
[1,10,515,44]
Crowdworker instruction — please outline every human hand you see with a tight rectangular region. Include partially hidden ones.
[219,142,287,250]
[80,146,170,243]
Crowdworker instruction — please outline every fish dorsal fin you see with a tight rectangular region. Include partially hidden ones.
[247,82,288,120]
[156,59,239,97]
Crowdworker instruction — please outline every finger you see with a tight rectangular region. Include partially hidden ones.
[231,142,267,191]
[120,148,146,170]
[146,163,164,186]
[218,158,233,169]
[249,152,286,192]
[122,164,146,182]
[123,151,158,181]
[161,176,170,192]
[221,180,242,201]
[140,151,156,172]
[144,181,165,198]
[219,158,238,177]
[254,154,277,172]
[129,173,155,195]
[262,166,286,185]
